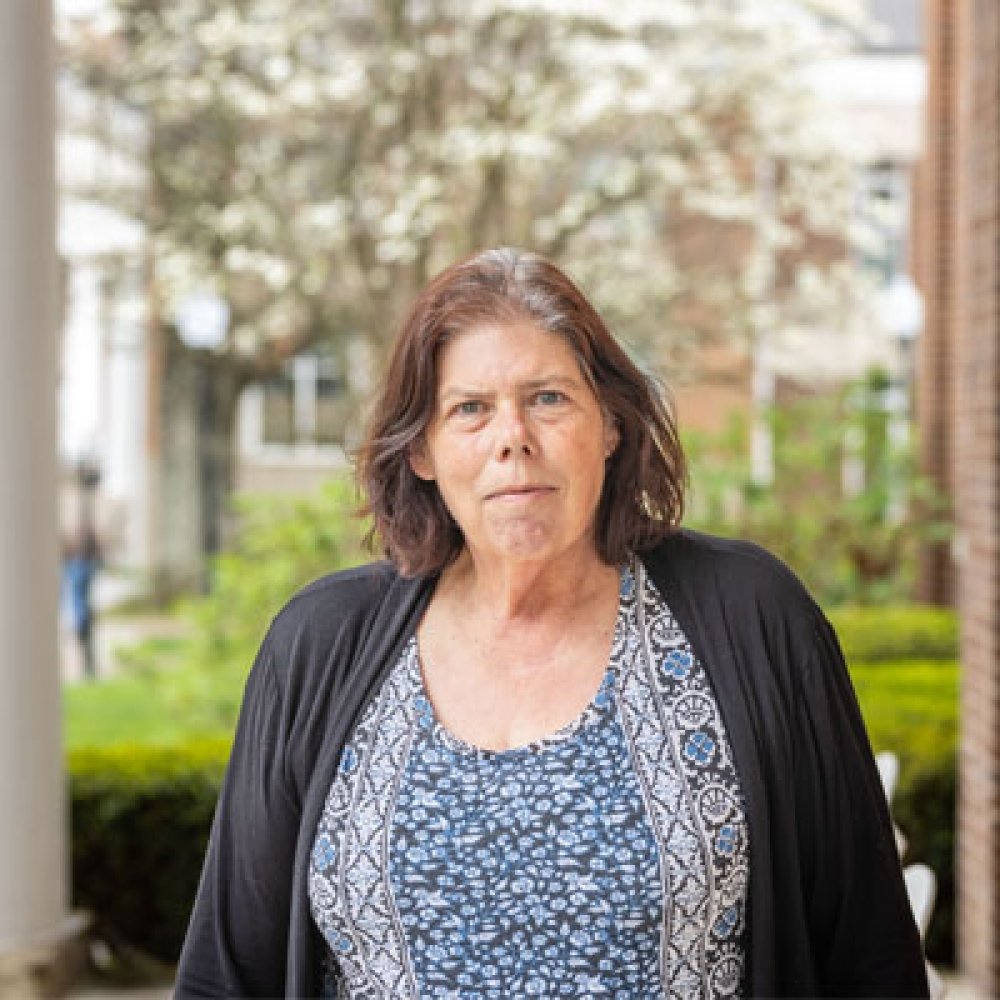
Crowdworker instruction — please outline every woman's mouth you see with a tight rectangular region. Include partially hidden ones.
[485,485,555,501]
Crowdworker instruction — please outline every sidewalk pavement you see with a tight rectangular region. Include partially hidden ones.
[60,611,189,684]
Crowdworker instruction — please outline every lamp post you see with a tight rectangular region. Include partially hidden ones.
[75,456,101,534]
[174,292,230,589]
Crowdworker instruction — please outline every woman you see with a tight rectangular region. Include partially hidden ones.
[176,247,928,998]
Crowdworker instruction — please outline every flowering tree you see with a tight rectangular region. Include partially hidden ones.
[60,0,866,591]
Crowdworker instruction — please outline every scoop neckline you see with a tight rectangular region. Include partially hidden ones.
[415,664,616,759]
[410,562,634,759]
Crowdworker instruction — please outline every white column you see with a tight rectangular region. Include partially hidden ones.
[0,1,79,992]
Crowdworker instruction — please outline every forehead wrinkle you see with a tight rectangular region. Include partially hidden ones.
[433,323,592,400]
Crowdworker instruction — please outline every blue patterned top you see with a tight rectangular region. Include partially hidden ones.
[309,560,749,998]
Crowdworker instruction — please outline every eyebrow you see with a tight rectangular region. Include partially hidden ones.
[438,376,581,402]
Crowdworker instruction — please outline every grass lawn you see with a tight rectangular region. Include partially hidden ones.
[64,672,234,750]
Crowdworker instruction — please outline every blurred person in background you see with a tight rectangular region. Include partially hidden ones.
[176,247,928,998]
[61,458,105,680]
[61,525,101,679]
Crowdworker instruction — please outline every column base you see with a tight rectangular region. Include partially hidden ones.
[0,912,91,999]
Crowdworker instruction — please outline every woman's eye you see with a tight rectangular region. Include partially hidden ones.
[534,390,565,406]
[454,400,484,416]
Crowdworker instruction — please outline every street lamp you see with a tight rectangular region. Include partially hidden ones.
[173,291,230,586]
[878,271,924,392]
[174,290,229,351]
[75,455,102,553]
[877,272,924,522]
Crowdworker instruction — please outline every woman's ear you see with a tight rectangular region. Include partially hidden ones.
[408,441,435,481]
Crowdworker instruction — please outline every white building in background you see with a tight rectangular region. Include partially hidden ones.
[57,198,149,569]
[777,0,927,382]
[56,19,152,570]
[675,0,925,469]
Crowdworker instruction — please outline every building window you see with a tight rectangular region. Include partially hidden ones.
[260,352,345,446]
[855,161,910,286]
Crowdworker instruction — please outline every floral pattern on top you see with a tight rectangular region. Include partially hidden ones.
[309,561,749,999]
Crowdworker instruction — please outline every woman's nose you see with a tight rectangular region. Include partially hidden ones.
[495,406,534,459]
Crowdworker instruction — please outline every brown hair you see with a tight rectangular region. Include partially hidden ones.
[356,246,686,576]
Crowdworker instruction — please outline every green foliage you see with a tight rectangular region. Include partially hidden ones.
[829,605,958,664]
[684,371,951,605]
[64,667,222,749]
[852,662,958,760]
[198,476,368,650]
[63,656,236,751]
[69,740,230,963]
[125,475,368,731]
[894,758,956,965]
[686,374,958,959]
[850,660,958,964]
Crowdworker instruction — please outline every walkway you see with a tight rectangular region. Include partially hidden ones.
[59,572,188,683]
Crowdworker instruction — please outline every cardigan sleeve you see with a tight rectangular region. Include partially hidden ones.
[792,611,929,998]
[174,634,300,998]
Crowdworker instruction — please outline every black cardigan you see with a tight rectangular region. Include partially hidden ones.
[175,530,929,998]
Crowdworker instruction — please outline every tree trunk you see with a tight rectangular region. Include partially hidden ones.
[153,333,243,597]
[199,359,242,576]
[154,335,201,596]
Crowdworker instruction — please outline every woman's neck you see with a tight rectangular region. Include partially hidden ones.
[437,544,619,625]
[417,543,623,746]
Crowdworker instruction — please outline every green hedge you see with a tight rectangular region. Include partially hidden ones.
[69,739,230,963]
[850,660,958,965]
[829,604,958,664]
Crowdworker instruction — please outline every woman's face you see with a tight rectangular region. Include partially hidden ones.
[410,321,618,567]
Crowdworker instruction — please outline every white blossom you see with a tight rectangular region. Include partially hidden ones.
[60,0,867,382]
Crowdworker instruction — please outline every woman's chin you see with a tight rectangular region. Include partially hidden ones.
[470,525,595,566]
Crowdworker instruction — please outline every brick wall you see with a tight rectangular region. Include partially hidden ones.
[952,0,1000,991]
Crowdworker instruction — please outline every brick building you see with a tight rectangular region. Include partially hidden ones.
[918,1,999,992]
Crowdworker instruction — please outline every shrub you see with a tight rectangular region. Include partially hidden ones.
[830,605,958,664]
[895,756,956,965]
[684,380,951,607]
[125,474,369,733]
[69,739,230,963]
[850,660,958,965]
